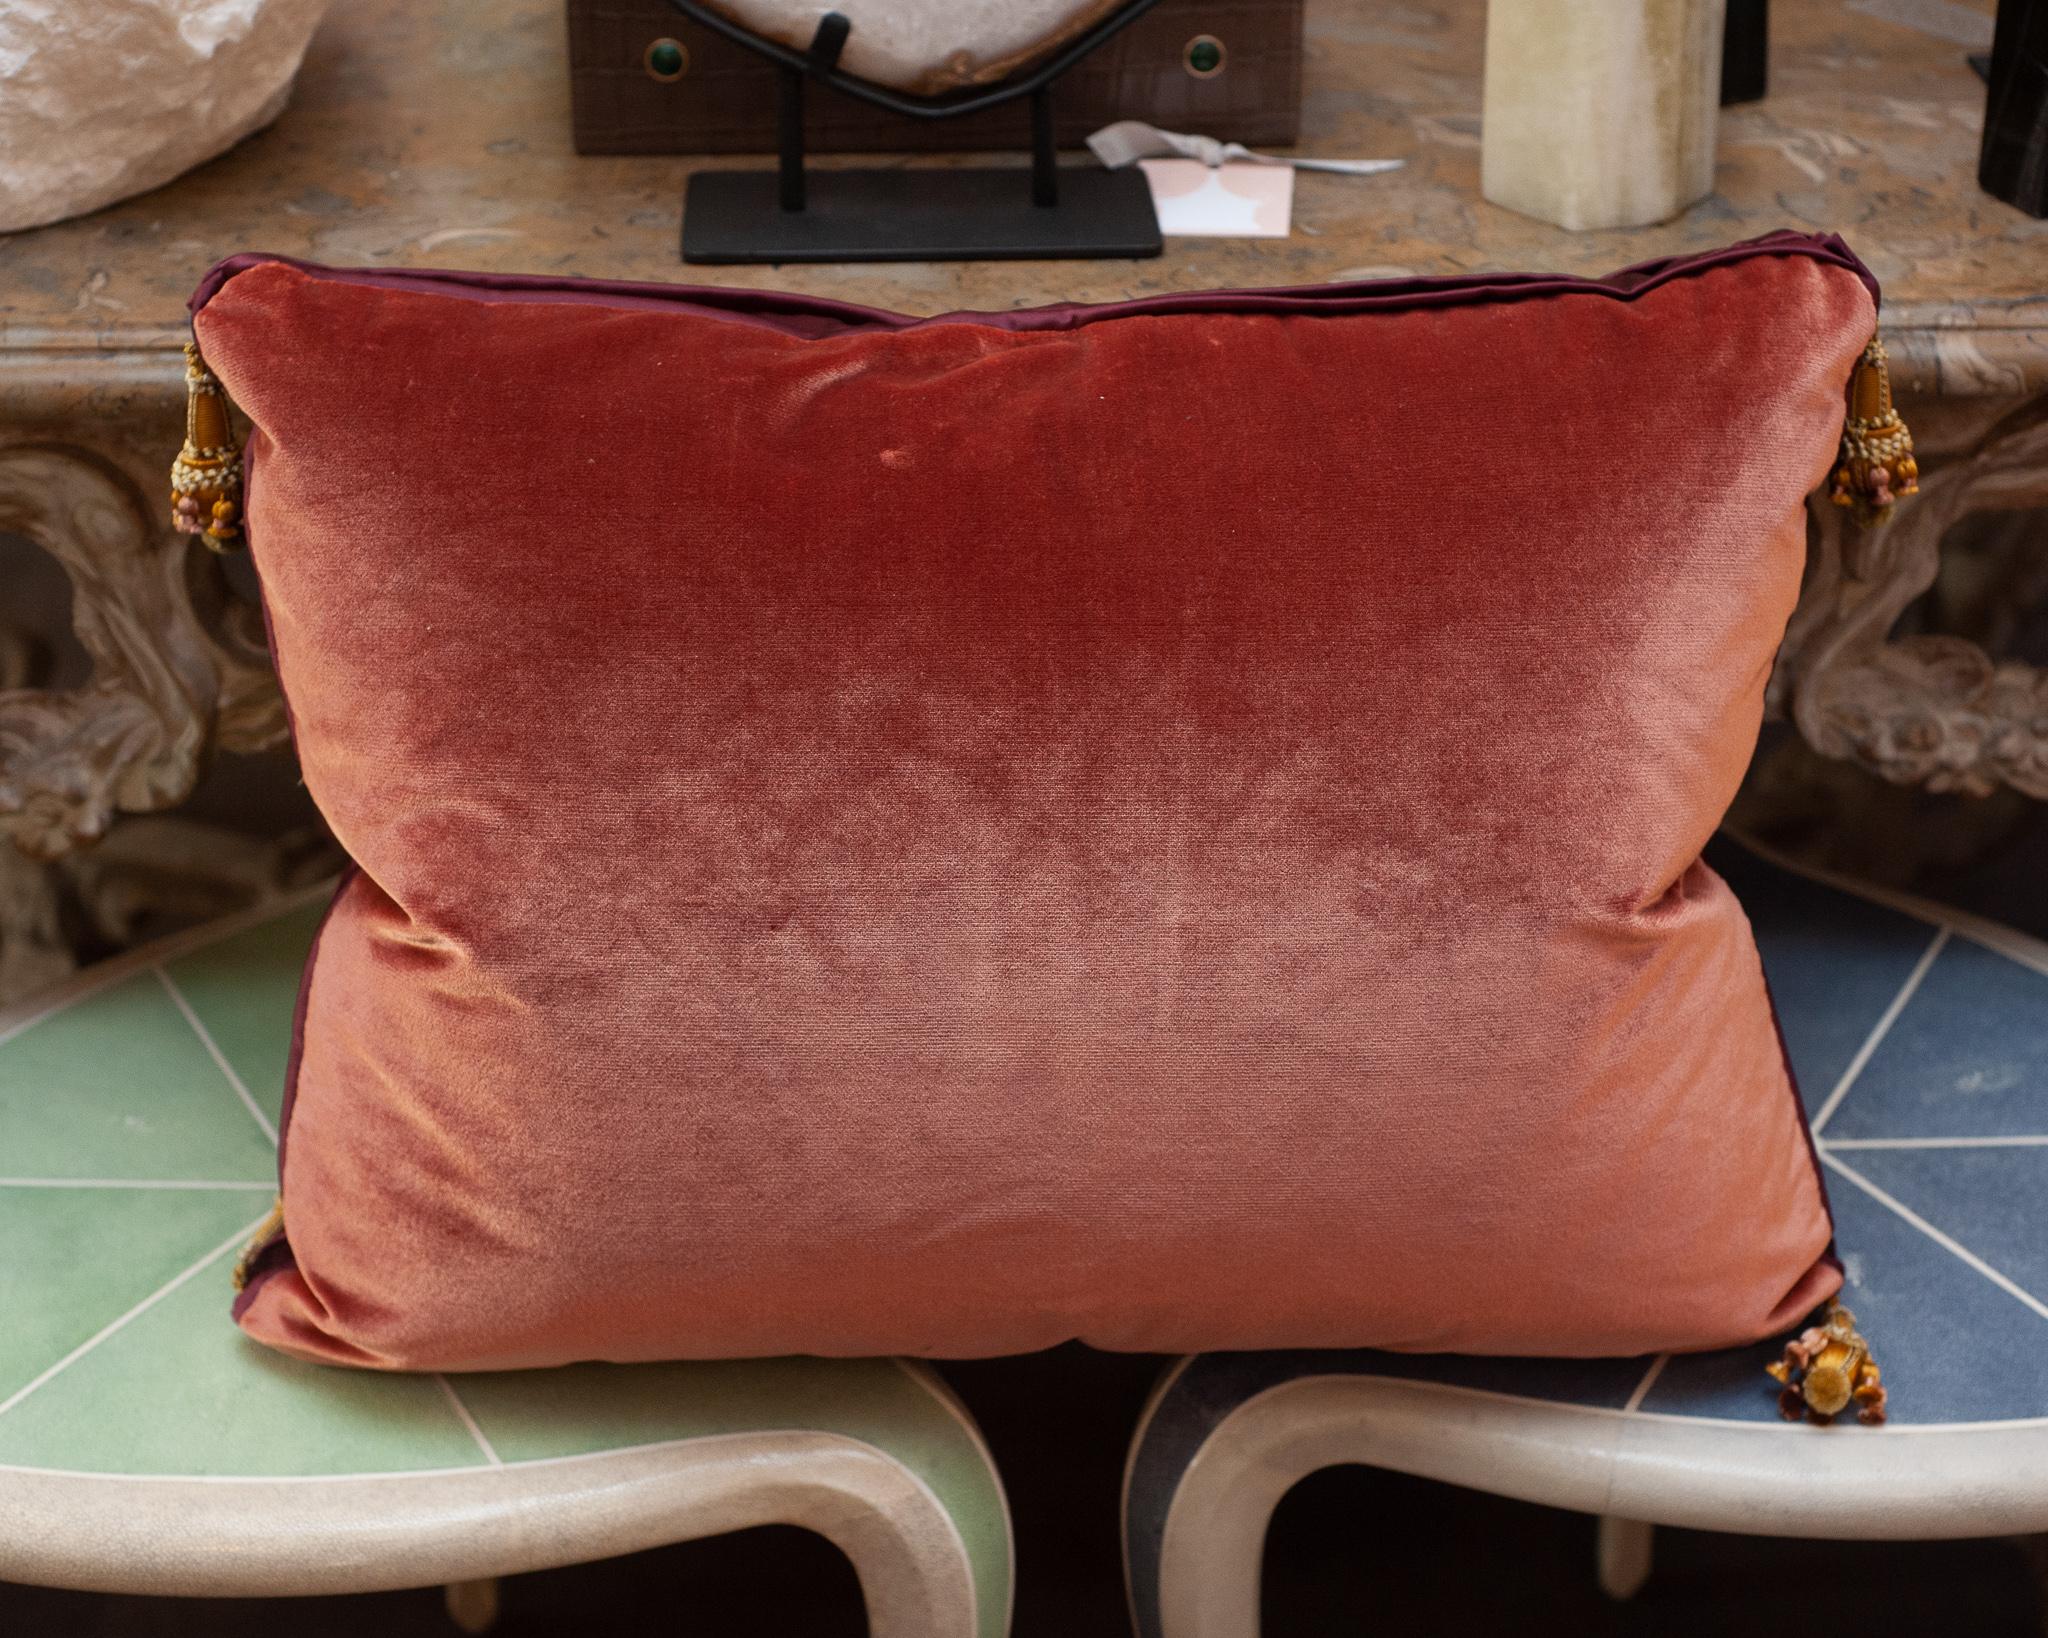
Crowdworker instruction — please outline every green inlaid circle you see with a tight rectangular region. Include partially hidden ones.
[1184,35,1225,77]
[644,37,688,81]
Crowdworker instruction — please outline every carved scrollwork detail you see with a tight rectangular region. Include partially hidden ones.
[1800,635,2048,797]
[1773,398,2048,800]
[0,442,280,860]
[213,597,291,750]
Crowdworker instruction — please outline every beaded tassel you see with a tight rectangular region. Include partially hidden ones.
[170,338,245,550]
[231,1196,285,1292]
[1767,1300,1886,1425]
[1828,336,1917,526]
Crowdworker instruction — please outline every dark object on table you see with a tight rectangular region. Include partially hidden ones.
[1980,0,2048,217]
[1721,0,1767,104]
[673,0,1163,262]
[567,0,1300,153]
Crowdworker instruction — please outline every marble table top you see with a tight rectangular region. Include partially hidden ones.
[1,0,2043,394]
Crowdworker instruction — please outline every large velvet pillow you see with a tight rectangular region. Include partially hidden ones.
[199,232,1872,1370]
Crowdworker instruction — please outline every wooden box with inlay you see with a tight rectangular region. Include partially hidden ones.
[566,0,1302,153]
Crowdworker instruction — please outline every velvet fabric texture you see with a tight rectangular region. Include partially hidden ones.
[199,235,1871,1371]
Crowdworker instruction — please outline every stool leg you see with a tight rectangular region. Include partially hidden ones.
[1596,1516,1653,1600]
[445,1576,501,1633]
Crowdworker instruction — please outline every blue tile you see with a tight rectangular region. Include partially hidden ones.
[1648,1158,2048,1424]
[1838,1146,2048,1319]
[1636,1333,1788,1423]
[1705,836,1940,1116]
[1823,938,2048,1141]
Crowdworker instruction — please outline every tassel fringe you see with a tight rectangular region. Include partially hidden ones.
[171,338,245,550]
[1767,1300,1887,1425]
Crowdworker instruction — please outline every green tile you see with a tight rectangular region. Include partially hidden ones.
[457,1356,928,1458]
[457,1360,1009,1638]
[0,1249,486,1477]
[163,900,327,1129]
[0,972,278,1181]
[0,1188,272,1404]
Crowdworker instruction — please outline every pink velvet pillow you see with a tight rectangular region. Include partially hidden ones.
[198,232,1873,1370]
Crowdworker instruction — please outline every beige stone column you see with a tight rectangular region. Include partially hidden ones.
[1481,0,1727,230]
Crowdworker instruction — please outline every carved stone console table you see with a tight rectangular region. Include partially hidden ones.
[1,0,2043,998]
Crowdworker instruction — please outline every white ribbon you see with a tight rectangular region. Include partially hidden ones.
[1086,119,1405,177]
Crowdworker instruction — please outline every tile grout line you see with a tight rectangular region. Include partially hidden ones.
[1810,927,1950,1137]
[434,1375,503,1467]
[1823,1135,2048,1151]
[0,1178,276,1190]
[0,1213,271,1423]
[1822,1151,2048,1325]
[0,1008,57,1052]
[153,965,279,1147]
[0,978,128,1054]
[1621,1354,1670,1415]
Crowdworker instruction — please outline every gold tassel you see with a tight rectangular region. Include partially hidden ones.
[171,338,245,550]
[1828,336,1917,526]
[1766,1300,1886,1425]
[231,1195,285,1291]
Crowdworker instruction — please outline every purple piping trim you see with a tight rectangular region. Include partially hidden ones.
[273,868,355,1181]
[227,863,352,1321]
[190,229,1878,338]
[228,432,349,1321]
[1762,973,1846,1294]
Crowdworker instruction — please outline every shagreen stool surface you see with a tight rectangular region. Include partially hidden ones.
[0,891,1012,1638]
[1124,834,2048,1638]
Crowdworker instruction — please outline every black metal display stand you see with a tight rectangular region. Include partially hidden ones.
[1719,0,1767,107]
[669,0,1167,263]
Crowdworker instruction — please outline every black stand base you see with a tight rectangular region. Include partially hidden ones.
[683,166,1163,263]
